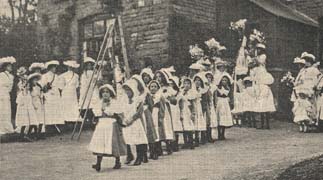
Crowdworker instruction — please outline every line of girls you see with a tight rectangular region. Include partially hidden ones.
[0,57,97,142]
[88,61,235,172]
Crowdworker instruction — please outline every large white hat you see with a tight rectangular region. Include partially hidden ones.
[197,59,211,66]
[63,60,80,68]
[29,62,45,71]
[84,57,95,64]
[165,66,176,73]
[155,69,172,84]
[99,84,116,97]
[27,73,42,81]
[256,43,266,49]
[122,79,140,98]
[45,60,59,69]
[301,52,315,61]
[0,56,16,66]
[293,57,305,64]
[193,72,209,87]
[189,63,205,71]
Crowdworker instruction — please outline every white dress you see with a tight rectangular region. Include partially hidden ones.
[79,71,100,110]
[60,71,80,122]
[0,71,14,134]
[215,87,233,127]
[41,71,64,125]
[30,85,45,125]
[88,100,127,157]
[242,86,257,112]
[293,98,312,123]
[252,66,276,113]
[232,79,245,114]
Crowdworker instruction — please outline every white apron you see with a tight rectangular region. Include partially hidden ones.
[79,71,100,110]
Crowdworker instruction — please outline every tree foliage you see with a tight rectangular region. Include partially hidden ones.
[0,0,39,66]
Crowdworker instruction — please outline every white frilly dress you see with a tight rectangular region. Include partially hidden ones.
[292,98,312,124]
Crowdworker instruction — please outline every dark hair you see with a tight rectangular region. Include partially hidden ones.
[218,76,231,89]
[148,80,160,90]
[144,57,153,68]
[257,48,266,56]
[194,76,204,89]
[154,71,168,86]
[303,57,315,65]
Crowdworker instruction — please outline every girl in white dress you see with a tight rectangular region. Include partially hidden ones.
[205,71,217,142]
[148,80,163,158]
[79,57,100,125]
[193,73,208,146]
[41,60,64,128]
[16,72,41,141]
[0,57,16,135]
[154,70,175,155]
[122,79,148,166]
[252,45,276,129]
[168,76,183,152]
[60,61,80,122]
[178,78,196,149]
[215,74,234,140]
[89,84,126,172]
[292,92,313,133]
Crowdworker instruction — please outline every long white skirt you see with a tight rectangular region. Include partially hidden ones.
[123,118,148,145]
[194,102,207,131]
[232,92,244,114]
[181,104,195,131]
[61,88,79,122]
[209,103,218,128]
[44,91,64,125]
[16,95,39,127]
[152,107,160,141]
[170,104,183,132]
[0,94,14,134]
[253,85,276,113]
[89,118,127,157]
[215,97,234,127]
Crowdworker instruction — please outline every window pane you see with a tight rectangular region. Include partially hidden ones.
[84,23,93,39]
[94,20,105,37]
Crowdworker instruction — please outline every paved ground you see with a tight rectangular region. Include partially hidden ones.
[1,121,323,180]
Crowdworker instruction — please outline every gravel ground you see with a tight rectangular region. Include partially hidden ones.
[1,121,323,180]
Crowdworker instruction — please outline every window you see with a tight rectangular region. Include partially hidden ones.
[84,23,93,39]
[94,20,105,37]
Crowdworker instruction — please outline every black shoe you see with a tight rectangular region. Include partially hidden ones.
[125,155,134,165]
[133,157,142,166]
[113,162,121,169]
[152,153,158,160]
[92,164,101,172]
[143,154,148,163]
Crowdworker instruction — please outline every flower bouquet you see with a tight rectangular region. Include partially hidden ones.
[249,29,266,44]
[229,19,247,32]
[280,71,295,88]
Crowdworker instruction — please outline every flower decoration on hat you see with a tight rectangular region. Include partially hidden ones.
[17,66,27,77]
[189,44,204,60]
[229,19,247,32]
